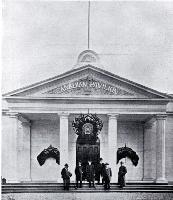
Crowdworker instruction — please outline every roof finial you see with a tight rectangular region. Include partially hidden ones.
[88,1,90,49]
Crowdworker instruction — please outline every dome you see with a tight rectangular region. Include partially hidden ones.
[77,50,100,64]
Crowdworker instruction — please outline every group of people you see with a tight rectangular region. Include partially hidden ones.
[61,158,127,190]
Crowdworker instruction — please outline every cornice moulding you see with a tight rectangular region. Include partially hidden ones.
[3,96,171,102]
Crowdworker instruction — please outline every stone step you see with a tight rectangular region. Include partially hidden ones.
[2,184,173,187]
[2,183,173,194]
[2,189,173,194]
[2,182,170,185]
[2,185,172,188]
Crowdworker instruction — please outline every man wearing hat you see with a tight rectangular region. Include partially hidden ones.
[61,163,72,190]
[102,163,112,190]
[118,161,127,188]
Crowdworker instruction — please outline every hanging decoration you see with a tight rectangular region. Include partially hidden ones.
[37,145,60,166]
[72,113,103,137]
[117,145,139,166]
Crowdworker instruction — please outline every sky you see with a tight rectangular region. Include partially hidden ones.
[2,0,173,94]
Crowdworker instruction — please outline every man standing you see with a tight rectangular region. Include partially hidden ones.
[95,158,103,184]
[86,161,95,188]
[75,162,83,188]
[103,163,112,190]
[118,161,127,188]
[61,163,72,190]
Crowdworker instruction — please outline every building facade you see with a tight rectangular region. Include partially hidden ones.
[2,50,173,183]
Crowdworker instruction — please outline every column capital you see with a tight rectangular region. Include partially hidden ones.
[155,114,167,120]
[107,113,119,119]
[144,121,153,129]
[6,112,19,118]
[59,112,69,118]
[21,121,31,127]
[18,114,30,123]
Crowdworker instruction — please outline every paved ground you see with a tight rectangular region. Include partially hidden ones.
[2,192,173,200]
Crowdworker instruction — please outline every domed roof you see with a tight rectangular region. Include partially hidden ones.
[77,50,100,64]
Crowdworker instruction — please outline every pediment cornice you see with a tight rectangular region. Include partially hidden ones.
[2,65,172,99]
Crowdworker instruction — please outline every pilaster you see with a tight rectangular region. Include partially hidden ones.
[6,112,19,182]
[143,120,155,182]
[155,114,168,183]
[19,120,31,182]
[59,113,69,169]
[107,113,119,182]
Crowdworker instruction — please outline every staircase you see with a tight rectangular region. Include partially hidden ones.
[2,182,173,193]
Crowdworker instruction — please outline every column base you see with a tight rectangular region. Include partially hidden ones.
[111,166,118,183]
[20,178,32,182]
[142,178,154,182]
[155,178,168,184]
[7,180,20,183]
[57,178,62,183]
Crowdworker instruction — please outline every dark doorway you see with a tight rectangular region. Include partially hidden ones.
[72,113,103,181]
[76,135,100,180]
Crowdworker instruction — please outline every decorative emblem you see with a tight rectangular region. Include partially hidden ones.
[37,145,60,166]
[81,54,97,62]
[72,113,103,137]
[77,50,99,63]
[82,123,93,135]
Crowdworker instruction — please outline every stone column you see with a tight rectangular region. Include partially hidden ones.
[155,115,168,183]
[20,121,31,181]
[107,114,119,182]
[143,121,155,182]
[59,113,69,168]
[7,113,19,182]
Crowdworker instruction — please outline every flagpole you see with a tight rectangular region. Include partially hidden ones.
[88,1,90,49]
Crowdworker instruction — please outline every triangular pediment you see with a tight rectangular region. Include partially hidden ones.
[43,75,135,97]
[3,65,171,99]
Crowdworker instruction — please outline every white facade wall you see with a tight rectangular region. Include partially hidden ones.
[30,120,60,181]
[118,122,144,181]
[1,113,173,183]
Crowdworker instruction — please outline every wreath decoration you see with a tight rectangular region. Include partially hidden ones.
[72,113,103,136]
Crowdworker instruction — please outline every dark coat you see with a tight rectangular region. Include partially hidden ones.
[86,164,95,181]
[95,163,105,181]
[95,163,102,181]
[104,168,112,181]
[75,166,83,181]
[61,167,72,180]
[103,168,112,182]
[118,166,127,187]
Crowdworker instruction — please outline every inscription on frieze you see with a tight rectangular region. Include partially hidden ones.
[44,77,134,96]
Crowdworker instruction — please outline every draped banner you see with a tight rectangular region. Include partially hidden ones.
[117,145,139,166]
[37,145,60,166]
